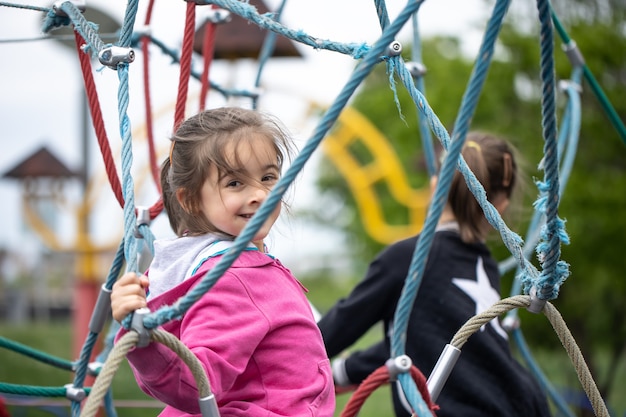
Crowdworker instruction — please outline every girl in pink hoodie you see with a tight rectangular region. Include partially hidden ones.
[111,107,335,417]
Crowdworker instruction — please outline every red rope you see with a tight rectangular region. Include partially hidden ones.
[74,32,164,221]
[339,365,439,417]
[74,31,125,208]
[173,1,196,131]
[141,0,161,191]
[198,5,218,111]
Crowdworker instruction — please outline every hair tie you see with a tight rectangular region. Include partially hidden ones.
[502,153,512,187]
[465,140,481,152]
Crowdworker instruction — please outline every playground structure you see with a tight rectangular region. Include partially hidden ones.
[0,0,625,416]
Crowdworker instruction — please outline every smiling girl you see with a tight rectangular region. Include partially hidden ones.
[111,107,335,417]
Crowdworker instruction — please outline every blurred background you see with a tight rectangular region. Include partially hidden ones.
[0,0,624,416]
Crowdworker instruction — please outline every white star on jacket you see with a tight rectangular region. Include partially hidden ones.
[452,257,508,340]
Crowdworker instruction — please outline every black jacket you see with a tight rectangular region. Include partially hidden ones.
[318,230,551,417]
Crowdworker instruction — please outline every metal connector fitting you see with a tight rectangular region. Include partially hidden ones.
[134,206,151,238]
[385,41,402,57]
[64,384,87,402]
[527,286,547,314]
[199,393,221,417]
[98,46,135,69]
[501,314,521,332]
[562,41,585,67]
[52,0,86,16]
[131,307,152,348]
[427,344,461,402]
[133,25,152,38]
[558,79,582,94]
[87,361,103,376]
[205,8,231,24]
[405,61,427,78]
[385,355,412,380]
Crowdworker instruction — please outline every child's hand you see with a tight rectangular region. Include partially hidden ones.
[111,272,150,322]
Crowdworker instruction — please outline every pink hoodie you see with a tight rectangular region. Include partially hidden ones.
[117,249,335,416]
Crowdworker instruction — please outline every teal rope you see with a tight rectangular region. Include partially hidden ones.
[391,0,516,358]
[0,1,47,12]
[410,13,437,177]
[0,383,90,398]
[117,62,139,273]
[524,0,570,300]
[0,336,74,371]
[142,0,426,330]
[503,67,582,417]
[205,0,371,59]
[550,7,626,145]
[41,1,105,57]
[252,0,288,109]
[132,34,249,99]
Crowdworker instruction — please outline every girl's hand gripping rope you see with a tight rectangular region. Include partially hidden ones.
[111,272,150,323]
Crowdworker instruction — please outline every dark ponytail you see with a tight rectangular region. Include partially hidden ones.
[449,132,517,243]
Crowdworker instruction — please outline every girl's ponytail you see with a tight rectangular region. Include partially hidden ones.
[449,132,518,243]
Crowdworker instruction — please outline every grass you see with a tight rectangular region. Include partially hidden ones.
[0,274,624,417]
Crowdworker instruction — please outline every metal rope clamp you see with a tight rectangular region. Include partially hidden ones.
[99,45,136,69]
[64,383,87,402]
[385,41,403,57]
[131,307,152,348]
[134,206,151,239]
[405,61,427,78]
[385,354,412,381]
[527,286,547,314]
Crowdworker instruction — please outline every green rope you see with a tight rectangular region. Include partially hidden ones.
[550,7,626,145]
[0,336,74,371]
[0,382,90,398]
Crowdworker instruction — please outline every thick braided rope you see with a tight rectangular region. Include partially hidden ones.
[391,0,516,358]
[253,0,288,108]
[340,366,437,417]
[118,0,139,48]
[75,31,125,208]
[0,1,46,12]
[451,295,530,348]
[173,2,196,130]
[204,0,370,58]
[408,14,437,177]
[42,1,104,55]
[117,63,139,274]
[449,296,609,417]
[80,330,212,417]
[525,0,570,301]
[0,383,84,398]
[0,337,74,371]
[542,303,609,417]
[142,0,425,330]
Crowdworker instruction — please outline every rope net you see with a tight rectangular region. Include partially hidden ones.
[0,0,623,416]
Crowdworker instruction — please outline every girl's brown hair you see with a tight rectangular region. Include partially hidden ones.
[160,107,294,237]
[448,131,518,243]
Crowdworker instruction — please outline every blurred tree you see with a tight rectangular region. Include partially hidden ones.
[309,3,625,415]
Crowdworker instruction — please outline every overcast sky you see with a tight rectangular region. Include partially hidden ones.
[0,0,489,276]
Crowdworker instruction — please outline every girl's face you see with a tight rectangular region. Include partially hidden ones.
[199,134,282,249]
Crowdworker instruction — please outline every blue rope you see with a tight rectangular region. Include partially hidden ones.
[391,0,516,358]
[410,14,437,177]
[523,0,570,300]
[205,0,371,59]
[252,0,288,109]
[41,1,105,57]
[142,0,426,329]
